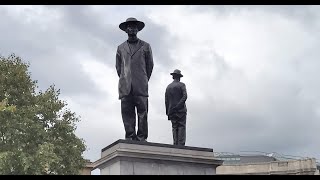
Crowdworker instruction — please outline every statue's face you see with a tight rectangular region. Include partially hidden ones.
[126,22,138,36]
[172,74,180,80]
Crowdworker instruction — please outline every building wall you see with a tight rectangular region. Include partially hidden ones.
[80,162,94,175]
[216,158,318,175]
[80,167,92,175]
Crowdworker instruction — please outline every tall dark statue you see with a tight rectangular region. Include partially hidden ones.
[116,17,154,142]
[165,69,187,146]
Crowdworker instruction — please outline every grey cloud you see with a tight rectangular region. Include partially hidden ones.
[139,18,177,69]
[0,6,103,98]
[47,6,174,69]
[54,5,122,64]
[186,83,319,157]
[192,5,320,29]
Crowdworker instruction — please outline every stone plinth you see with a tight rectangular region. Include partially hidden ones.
[92,139,222,175]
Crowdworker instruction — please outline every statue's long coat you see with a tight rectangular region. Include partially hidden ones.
[116,39,154,99]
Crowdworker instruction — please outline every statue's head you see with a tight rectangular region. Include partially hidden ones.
[170,69,183,80]
[119,17,145,36]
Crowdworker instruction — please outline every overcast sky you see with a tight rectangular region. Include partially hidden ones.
[1,5,319,174]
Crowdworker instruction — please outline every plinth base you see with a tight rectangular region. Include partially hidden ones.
[92,139,223,175]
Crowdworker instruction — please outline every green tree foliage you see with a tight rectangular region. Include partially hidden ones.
[0,54,87,174]
[0,98,16,112]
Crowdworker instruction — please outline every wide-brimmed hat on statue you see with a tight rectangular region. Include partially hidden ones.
[170,69,183,77]
[119,17,145,31]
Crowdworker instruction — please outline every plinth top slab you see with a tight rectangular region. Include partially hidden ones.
[102,139,213,153]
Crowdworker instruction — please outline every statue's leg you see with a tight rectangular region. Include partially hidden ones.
[177,114,186,146]
[121,95,137,140]
[171,118,178,145]
[135,96,148,141]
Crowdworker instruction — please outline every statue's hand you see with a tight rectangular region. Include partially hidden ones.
[172,106,177,112]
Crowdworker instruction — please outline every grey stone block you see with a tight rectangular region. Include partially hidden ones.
[92,139,223,175]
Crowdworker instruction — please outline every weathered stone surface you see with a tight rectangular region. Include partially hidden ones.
[92,139,223,175]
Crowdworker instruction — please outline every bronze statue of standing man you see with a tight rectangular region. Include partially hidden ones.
[116,18,154,142]
[165,69,187,146]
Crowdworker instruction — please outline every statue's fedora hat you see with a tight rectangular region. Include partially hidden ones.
[170,69,183,77]
[119,17,145,31]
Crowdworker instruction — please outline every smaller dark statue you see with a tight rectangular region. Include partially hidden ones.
[165,69,188,146]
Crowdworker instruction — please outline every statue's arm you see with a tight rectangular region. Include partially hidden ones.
[116,47,121,77]
[175,84,187,109]
[165,88,169,116]
[146,44,154,81]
